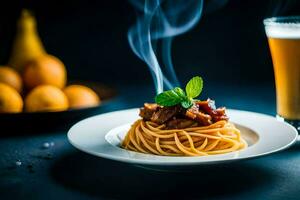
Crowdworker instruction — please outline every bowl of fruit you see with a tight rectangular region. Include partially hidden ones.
[0,10,116,133]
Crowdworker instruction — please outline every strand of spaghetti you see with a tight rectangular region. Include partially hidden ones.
[152,132,179,154]
[184,123,226,132]
[187,132,221,139]
[221,126,240,135]
[183,120,227,131]
[136,125,160,155]
[122,133,129,147]
[128,126,149,154]
[182,137,204,146]
[181,131,195,149]
[143,120,227,134]
[180,130,208,155]
[140,123,175,139]
[177,134,214,140]
[174,133,207,156]
[217,137,236,148]
[174,133,198,156]
[175,133,193,151]
[193,127,238,134]
[127,144,138,151]
[123,122,135,147]
[140,136,157,147]
[160,140,176,145]
[193,140,206,148]
[204,139,220,151]
[155,138,179,156]
[122,135,130,148]
[122,120,139,147]
[137,134,157,150]
[146,122,166,131]
[232,128,242,140]
[135,122,141,146]
[216,142,233,150]
[220,134,238,139]
[140,122,156,142]
[196,138,208,150]
[160,144,183,154]
[140,127,223,148]
[240,138,248,148]
[223,124,240,133]
[206,135,240,154]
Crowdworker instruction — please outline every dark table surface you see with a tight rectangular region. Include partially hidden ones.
[0,83,299,200]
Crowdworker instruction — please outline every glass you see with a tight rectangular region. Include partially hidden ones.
[264,16,300,132]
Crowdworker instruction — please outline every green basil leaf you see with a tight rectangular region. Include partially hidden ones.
[173,87,186,99]
[155,88,185,106]
[181,100,193,109]
[155,76,204,108]
[185,76,203,99]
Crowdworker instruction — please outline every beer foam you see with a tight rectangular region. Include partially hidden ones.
[265,23,300,39]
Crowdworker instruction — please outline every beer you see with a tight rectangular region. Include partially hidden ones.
[264,17,300,127]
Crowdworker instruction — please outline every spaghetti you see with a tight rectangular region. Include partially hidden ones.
[121,119,247,156]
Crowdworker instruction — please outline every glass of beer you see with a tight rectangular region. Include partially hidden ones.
[264,17,300,131]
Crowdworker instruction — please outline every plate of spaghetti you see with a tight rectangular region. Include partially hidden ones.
[68,76,298,168]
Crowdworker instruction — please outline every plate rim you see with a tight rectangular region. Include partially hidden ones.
[68,108,298,166]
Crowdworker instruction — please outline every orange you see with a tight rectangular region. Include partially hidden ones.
[63,85,100,109]
[0,83,23,113]
[0,66,23,92]
[23,54,67,90]
[25,85,68,112]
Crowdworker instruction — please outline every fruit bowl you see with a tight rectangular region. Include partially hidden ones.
[0,81,116,134]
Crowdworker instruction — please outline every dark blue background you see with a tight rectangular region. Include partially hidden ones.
[0,0,299,86]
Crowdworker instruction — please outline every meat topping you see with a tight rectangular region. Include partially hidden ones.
[139,99,228,128]
[150,105,183,124]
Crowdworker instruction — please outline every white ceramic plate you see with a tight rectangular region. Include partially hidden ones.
[68,109,298,167]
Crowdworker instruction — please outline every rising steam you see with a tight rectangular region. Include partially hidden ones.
[128,0,203,94]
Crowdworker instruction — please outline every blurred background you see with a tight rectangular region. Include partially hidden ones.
[0,0,299,88]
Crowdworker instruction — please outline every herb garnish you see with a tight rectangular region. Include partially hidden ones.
[155,76,203,109]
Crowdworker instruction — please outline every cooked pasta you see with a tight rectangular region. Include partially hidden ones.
[121,119,247,156]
